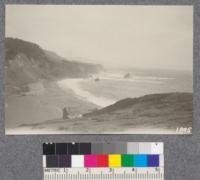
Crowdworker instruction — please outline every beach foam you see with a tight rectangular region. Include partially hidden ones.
[58,79,115,107]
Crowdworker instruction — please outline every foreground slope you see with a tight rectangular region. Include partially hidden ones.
[7,92,193,134]
[83,92,193,130]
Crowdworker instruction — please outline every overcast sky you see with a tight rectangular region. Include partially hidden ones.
[6,5,193,70]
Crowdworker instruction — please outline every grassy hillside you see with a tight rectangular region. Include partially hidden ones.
[12,92,193,134]
[83,92,193,131]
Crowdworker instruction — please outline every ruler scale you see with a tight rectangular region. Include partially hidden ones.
[43,168,164,180]
[43,142,164,180]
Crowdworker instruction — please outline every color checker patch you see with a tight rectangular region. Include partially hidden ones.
[122,154,134,167]
[58,155,71,167]
[97,155,108,167]
[148,155,159,167]
[84,155,97,167]
[71,155,84,167]
[134,155,147,167]
[43,142,163,168]
[46,155,58,168]
[109,154,121,167]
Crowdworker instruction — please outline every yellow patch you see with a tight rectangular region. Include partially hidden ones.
[108,154,121,167]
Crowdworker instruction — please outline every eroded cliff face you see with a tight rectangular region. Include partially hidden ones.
[5,38,103,95]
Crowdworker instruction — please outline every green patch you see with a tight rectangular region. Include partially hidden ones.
[121,154,134,167]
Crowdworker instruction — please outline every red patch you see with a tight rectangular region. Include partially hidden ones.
[96,155,108,167]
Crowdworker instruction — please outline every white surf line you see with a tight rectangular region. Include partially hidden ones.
[57,78,115,107]
[98,72,172,84]
[100,77,164,84]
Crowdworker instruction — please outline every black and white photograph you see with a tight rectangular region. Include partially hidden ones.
[5,5,193,134]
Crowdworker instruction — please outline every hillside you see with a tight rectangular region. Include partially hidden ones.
[5,38,103,95]
[10,92,193,134]
[83,92,193,131]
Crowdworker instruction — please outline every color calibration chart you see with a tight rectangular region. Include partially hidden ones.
[43,142,164,180]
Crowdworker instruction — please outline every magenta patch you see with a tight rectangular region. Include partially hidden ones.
[84,155,97,167]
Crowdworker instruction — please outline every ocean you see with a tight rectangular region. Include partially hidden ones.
[58,68,193,108]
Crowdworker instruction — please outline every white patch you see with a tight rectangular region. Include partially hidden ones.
[71,155,84,168]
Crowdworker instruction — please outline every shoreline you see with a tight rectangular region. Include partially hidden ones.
[57,78,116,107]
